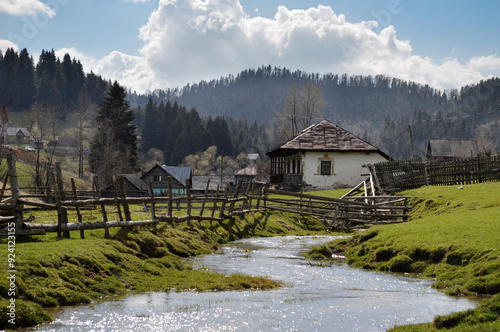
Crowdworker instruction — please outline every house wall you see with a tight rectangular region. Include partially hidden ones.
[302,151,388,188]
[141,166,186,196]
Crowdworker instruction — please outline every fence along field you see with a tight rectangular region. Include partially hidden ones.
[367,154,500,193]
[0,153,412,238]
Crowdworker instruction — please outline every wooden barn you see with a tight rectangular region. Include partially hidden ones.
[267,119,390,190]
[102,174,149,197]
[426,138,479,160]
[47,137,78,155]
[141,164,192,196]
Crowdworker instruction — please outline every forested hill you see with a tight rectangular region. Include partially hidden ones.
[129,66,500,158]
[2,46,499,159]
[0,48,109,112]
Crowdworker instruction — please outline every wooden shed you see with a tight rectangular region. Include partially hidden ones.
[102,174,149,197]
[426,139,479,160]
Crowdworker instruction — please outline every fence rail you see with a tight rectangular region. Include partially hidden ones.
[367,154,500,193]
[0,154,410,238]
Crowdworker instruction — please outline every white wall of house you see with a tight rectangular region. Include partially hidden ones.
[302,151,388,188]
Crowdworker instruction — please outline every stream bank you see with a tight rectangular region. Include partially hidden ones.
[305,182,500,331]
[0,211,330,329]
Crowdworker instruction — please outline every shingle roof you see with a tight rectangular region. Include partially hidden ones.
[160,165,192,186]
[234,162,258,176]
[267,120,385,155]
[6,127,30,137]
[123,174,149,191]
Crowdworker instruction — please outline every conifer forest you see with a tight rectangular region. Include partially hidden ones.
[1,48,499,167]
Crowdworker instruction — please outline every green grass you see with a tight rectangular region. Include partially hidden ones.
[0,210,331,329]
[305,181,500,331]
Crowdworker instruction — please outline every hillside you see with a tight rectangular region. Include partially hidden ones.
[129,67,500,159]
[2,47,499,160]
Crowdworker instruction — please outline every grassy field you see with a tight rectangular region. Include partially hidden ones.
[0,209,332,329]
[306,181,500,331]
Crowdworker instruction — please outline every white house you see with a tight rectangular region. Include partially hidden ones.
[267,120,391,190]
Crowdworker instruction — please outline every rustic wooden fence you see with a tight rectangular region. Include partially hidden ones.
[0,154,410,238]
[366,154,500,193]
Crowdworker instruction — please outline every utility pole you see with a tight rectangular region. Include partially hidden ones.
[408,125,415,159]
[220,152,224,187]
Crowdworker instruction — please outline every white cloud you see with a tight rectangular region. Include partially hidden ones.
[0,39,18,52]
[80,0,499,93]
[468,54,500,75]
[0,0,56,17]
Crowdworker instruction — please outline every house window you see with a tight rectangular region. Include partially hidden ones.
[320,160,332,175]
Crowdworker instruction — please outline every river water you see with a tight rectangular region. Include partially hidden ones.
[39,236,477,331]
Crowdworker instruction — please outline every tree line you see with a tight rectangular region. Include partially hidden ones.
[137,98,270,167]
[0,48,109,113]
[129,66,500,159]
[2,48,499,162]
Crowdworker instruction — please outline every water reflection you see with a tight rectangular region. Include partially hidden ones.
[39,236,476,331]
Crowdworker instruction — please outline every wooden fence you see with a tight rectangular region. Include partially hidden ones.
[0,154,410,238]
[367,154,500,193]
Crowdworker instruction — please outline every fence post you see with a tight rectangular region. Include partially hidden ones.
[219,182,230,218]
[167,176,173,218]
[186,178,191,222]
[211,185,219,218]
[119,176,132,221]
[199,179,210,216]
[55,162,70,238]
[113,177,124,222]
[0,173,9,202]
[6,154,24,235]
[71,178,84,239]
[228,179,242,214]
[95,176,110,237]
[149,181,156,221]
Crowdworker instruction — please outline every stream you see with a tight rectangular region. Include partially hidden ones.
[38,236,477,331]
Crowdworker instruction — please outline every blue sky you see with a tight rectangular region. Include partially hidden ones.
[1,0,500,92]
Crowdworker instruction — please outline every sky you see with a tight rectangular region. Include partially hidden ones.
[1,0,500,93]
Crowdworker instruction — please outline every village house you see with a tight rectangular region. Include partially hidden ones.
[6,127,31,143]
[191,175,233,194]
[141,164,192,196]
[102,174,149,197]
[234,161,259,187]
[267,119,391,190]
[426,138,479,160]
[47,137,78,155]
[233,156,269,188]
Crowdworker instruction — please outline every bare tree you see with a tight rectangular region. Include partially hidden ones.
[299,82,325,130]
[68,92,97,178]
[25,102,59,188]
[273,82,324,141]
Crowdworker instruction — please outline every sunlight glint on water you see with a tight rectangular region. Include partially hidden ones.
[40,236,477,331]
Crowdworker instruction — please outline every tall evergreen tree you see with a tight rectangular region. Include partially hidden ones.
[15,48,36,110]
[1,48,18,107]
[89,81,139,185]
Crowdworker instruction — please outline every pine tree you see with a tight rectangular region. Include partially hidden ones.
[2,48,18,107]
[89,81,140,185]
[15,48,36,110]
